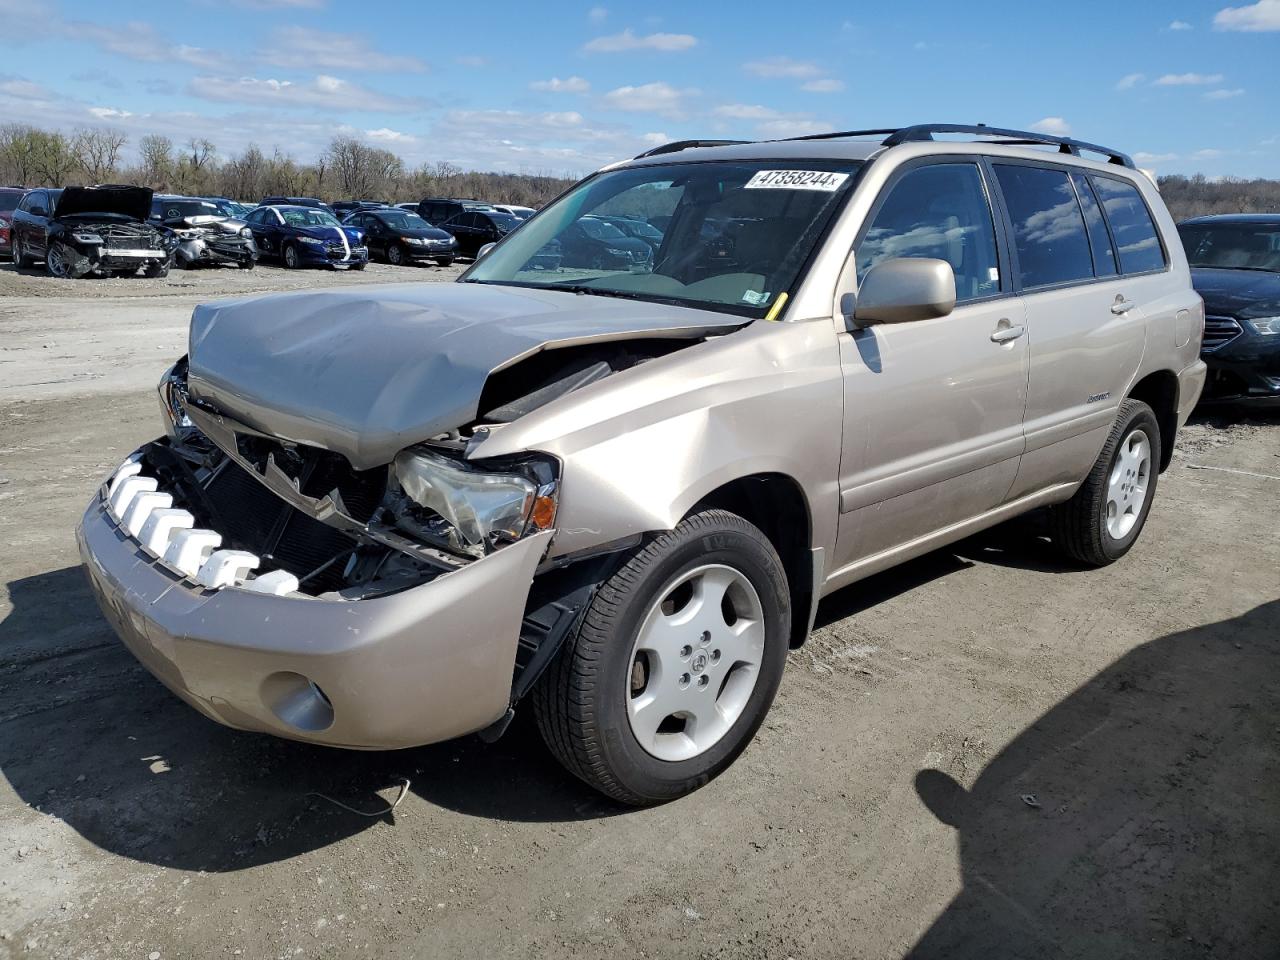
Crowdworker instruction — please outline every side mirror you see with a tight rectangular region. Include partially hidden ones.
[850,258,957,327]
[476,242,496,260]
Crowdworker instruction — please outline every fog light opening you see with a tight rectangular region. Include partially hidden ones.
[262,671,335,732]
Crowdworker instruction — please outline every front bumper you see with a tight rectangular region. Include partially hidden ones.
[1200,334,1280,406]
[297,242,369,268]
[77,477,550,750]
[176,235,258,266]
[403,242,456,261]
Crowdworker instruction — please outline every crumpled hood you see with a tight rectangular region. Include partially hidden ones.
[55,185,152,221]
[1191,267,1280,320]
[293,223,364,244]
[186,282,746,469]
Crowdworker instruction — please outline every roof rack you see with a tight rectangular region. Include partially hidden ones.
[631,125,1134,168]
[634,139,748,159]
[784,123,1134,167]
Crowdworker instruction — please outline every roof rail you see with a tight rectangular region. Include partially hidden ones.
[882,124,1135,167]
[633,139,748,159]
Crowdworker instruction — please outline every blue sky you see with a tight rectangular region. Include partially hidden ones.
[2,0,1277,177]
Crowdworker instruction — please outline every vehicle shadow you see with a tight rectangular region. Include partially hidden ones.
[907,598,1280,959]
[0,565,621,873]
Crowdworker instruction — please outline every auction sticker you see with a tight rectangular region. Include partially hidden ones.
[744,170,849,191]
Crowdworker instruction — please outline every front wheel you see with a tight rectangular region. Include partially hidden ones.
[533,509,791,805]
[143,258,171,278]
[282,243,300,269]
[1050,398,1161,567]
[386,243,405,265]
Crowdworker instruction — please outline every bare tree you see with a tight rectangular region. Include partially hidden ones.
[71,127,128,184]
[138,134,174,188]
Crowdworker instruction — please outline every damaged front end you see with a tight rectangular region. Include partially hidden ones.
[47,187,176,279]
[170,216,258,270]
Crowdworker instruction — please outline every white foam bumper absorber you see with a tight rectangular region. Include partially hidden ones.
[163,529,223,578]
[196,550,260,589]
[107,476,158,522]
[108,459,144,497]
[242,569,300,596]
[138,508,195,556]
[121,491,174,538]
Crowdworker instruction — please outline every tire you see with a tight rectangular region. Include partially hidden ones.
[387,243,405,266]
[434,258,454,268]
[1050,398,1161,567]
[143,259,171,279]
[350,261,366,271]
[533,509,791,805]
[282,243,300,269]
[238,259,255,271]
[14,236,35,269]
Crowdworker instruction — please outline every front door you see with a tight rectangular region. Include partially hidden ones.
[831,160,1030,575]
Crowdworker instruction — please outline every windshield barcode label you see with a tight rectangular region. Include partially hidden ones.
[744,170,849,191]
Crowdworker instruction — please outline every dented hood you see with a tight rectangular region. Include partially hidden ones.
[186,282,745,469]
[54,185,152,221]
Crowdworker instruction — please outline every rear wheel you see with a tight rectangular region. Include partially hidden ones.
[533,509,791,805]
[14,236,36,269]
[1050,398,1161,567]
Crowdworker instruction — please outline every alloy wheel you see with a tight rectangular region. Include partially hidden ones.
[626,564,766,762]
[1105,429,1152,540]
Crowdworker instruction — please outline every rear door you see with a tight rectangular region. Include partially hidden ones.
[989,162,1153,499]
[831,159,1030,572]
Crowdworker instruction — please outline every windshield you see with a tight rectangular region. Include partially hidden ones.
[156,199,216,219]
[379,211,431,230]
[1179,223,1280,272]
[463,160,860,316]
[282,208,342,228]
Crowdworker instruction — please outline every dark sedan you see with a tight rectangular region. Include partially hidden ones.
[1179,214,1280,407]
[345,208,456,266]
[557,217,653,270]
[438,210,522,258]
[243,204,368,270]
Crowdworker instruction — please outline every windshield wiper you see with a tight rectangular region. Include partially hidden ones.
[543,282,647,300]
[1196,265,1278,273]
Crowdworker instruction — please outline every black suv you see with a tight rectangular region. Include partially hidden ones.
[437,209,522,258]
[416,198,495,226]
[260,196,336,216]
[1178,214,1280,407]
[345,208,457,266]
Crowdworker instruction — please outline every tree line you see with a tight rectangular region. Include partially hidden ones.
[0,124,576,206]
[3,123,1278,218]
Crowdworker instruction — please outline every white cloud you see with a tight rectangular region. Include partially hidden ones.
[1133,151,1179,164]
[714,103,782,120]
[742,56,822,79]
[259,26,425,73]
[365,127,416,144]
[712,104,831,139]
[531,76,591,93]
[1214,0,1280,31]
[61,19,224,69]
[588,5,608,22]
[88,106,133,119]
[583,29,697,53]
[1193,148,1225,159]
[1116,72,1145,90]
[1154,72,1225,85]
[1030,116,1071,136]
[1204,87,1245,99]
[801,78,845,93]
[640,132,669,145]
[187,74,429,112]
[1167,19,1193,29]
[601,81,691,118]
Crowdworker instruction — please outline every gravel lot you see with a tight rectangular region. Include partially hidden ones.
[1,263,1277,959]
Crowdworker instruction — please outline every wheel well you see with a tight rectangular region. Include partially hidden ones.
[1127,370,1179,471]
[691,474,815,648]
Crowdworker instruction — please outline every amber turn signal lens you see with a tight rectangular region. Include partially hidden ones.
[528,494,557,532]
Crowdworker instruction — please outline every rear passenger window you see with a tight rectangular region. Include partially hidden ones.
[1090,177,1166,274]
[993,164,1093,288]
[1071,173,1117,277]
[857,163,1002,302]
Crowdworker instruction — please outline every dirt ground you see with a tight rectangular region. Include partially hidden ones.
[1,264,1277,960]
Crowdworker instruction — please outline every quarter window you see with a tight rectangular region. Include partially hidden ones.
[857,163,1002,301]
[993,164,1094,289]
[1090,177,1166,274]
[1071,173,1117,277]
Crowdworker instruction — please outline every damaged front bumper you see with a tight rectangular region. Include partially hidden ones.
[77,451,551,749]
[175,233,258,268]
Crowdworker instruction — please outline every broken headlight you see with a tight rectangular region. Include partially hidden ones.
[391,448,558,558]
[158,359,192,437]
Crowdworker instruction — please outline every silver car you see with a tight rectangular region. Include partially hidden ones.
[78,124,1206,804]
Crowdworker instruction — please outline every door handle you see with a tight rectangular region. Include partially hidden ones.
[1111,297,1136,315]
[990,324,1025,343]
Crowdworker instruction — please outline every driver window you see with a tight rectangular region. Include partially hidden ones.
[857,163,1001,302]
